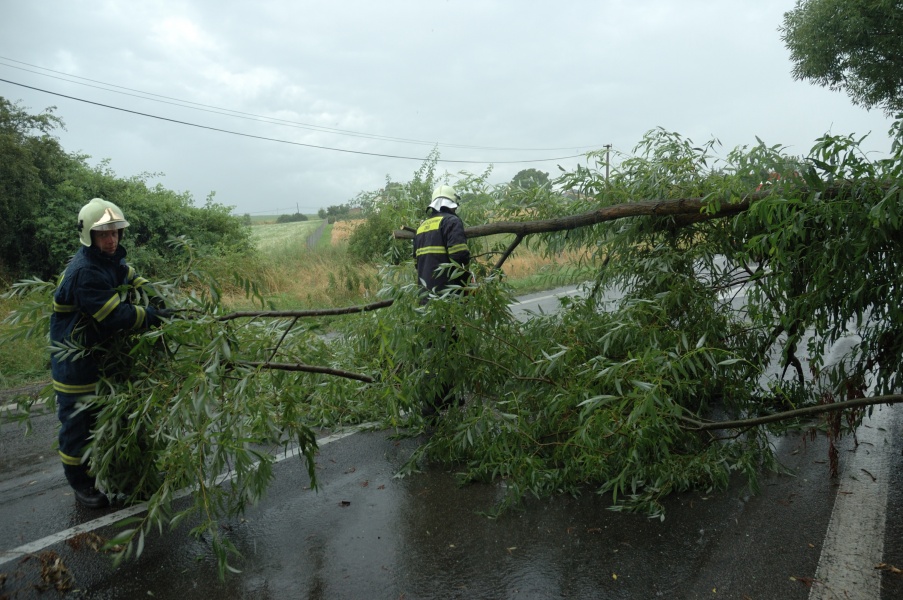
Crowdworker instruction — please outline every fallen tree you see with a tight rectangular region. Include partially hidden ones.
[356,126,903,515]
[4,125,903,576]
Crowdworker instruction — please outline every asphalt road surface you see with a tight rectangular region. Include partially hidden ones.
[2,287,901,599]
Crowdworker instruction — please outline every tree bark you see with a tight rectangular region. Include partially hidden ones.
[393,194,755,241]
[679,394,903,431]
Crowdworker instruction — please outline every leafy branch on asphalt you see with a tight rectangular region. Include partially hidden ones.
[5,121,903,578]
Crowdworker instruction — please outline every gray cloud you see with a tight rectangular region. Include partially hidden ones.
[1,1,895,215]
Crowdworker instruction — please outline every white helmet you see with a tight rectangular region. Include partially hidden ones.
[77,198,130,247]
[429,184,460,211]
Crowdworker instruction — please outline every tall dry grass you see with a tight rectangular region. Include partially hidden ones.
[225,219,587,310]
[0,220,587,387]
[329,220,359,244]
[223,221,379,309]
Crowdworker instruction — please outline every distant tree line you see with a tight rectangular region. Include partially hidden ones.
[317,204,355,222]
[342,163,553,264]
[0,97,253,282]
[276,212,308,223]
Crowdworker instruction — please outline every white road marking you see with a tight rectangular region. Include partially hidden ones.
[0,399,46,415]
[0,422,376,566]
[809,406,899,600]
[510,288,581,306]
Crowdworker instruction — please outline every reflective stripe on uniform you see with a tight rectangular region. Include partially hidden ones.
[448,243,469,254]
[416,245,449,257]
[52,301,77,313]
[93,294,120,322]
[52,379,97,395]
[416,216,443,234]
[128,266,149,288]
[59,450,83,466]
[133,306,146,329]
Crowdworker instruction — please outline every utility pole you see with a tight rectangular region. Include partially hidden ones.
[604,144,611,183]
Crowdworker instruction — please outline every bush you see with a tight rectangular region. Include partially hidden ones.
[1,97,254,281]
[346,209,409,264]
[276,213,308,223]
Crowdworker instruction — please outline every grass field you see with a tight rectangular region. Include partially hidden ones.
[248,219,587,303]
[0,217,586,388]
[250,220,325,252]
[0,294,47,389]
[246,214,319,225]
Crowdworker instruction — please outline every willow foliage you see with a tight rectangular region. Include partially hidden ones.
[4,123,903,576]
[3,251,334,577]
[356,123,903,517]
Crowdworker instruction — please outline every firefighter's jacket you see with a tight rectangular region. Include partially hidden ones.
[50,245,160,395]
[414,207,471,295]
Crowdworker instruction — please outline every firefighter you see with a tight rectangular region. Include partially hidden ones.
[50,198,168,508]
[414,184,471,298]
[413,185,472,417]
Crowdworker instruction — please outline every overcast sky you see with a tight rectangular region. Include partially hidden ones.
[1,1,896,216]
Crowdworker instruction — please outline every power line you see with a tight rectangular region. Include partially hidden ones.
[0,78,588,165]
[0,60,431,147]
[245,207,320,215]
[0,57,601,153]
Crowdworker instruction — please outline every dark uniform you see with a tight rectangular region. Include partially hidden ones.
[414,207,471,296]
[50,243,160,493]
[413,205,471,415]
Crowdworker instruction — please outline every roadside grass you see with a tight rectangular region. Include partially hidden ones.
[315,223,334,251]
[0,295,49,389]
[230,222,588,309]
[1,219,585,387]
[243,243,381,310]
[226,221,378,310]
[474,233,590,294]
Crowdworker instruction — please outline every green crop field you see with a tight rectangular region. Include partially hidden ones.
[250,220,325,252]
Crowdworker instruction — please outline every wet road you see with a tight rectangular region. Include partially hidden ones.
[2,288,902,598]
[2,408,901,599]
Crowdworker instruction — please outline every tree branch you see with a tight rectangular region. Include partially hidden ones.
[679,394,903,431]
[218,299,395,321]
[237,361,374,383]
[393,194,756,241]
[458,352,557,386]
[494,233,524,270]
[268,316,299,363]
